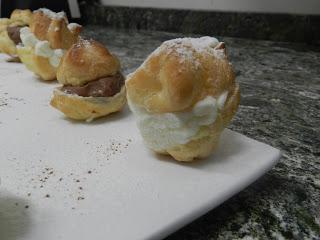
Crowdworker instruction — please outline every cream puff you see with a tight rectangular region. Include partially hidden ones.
[50,39,126,122]
[16,8,82,80]
[126,37,240,162]
[0,9,32,58]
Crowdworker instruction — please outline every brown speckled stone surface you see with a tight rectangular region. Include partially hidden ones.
[82,25,320,239]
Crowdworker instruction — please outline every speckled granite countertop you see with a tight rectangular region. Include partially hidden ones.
[83,25,320,239]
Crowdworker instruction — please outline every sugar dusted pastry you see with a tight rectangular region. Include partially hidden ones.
[16,8,82,80]
[126,37,240,162]
[50,39,126,121]
[0,9,32,57]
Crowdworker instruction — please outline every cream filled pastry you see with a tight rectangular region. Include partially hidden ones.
[0,9,32,58]
[50,39,126,121]
[126,37,240,162]
[16,8,82,80]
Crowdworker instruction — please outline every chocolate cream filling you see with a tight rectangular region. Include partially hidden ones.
[7,25,25,45]
[61,73,124,97]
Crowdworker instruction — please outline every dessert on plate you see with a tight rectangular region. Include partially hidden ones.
[126,37,240,162]
[50,39,126,122]
[17,8,82,80]
[0,9,32,60]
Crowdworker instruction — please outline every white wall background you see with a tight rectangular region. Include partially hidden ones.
[101,0,320,15]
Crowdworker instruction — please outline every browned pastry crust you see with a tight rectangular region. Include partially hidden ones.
[30,10,81,49]
[10,9,32,26]
[57,39,120,86]
[126,38,240,161]
[0,31,18,56]
[0,9,32,56]
[17,8,82,80]
[51,86,126,121]
[51,39,126,121]
[17,46,56,80]
[0,18,11,32]
[126,41,237,113]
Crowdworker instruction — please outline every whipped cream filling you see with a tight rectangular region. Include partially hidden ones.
[18,27,65,68]
[129,93,228,151]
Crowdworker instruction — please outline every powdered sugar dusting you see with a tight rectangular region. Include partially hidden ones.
[34,8,66,20]
[75,38,92,49]
[68,23,81,31]
[155,37,220,56]
[214,49,226,60]
[188,37,220,52]
[145,36,224,70]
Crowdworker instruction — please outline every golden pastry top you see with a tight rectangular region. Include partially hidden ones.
[57,39,120,86]
[30,8,81,49]
[10,9,32,26]
[126,37,237,113]
[0,9,32,32]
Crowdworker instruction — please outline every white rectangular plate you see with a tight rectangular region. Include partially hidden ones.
[0,56,281,240]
